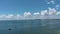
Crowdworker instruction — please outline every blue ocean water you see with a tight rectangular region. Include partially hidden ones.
[0,19,60,34]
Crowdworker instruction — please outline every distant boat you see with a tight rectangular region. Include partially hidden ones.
[8,28,12,31]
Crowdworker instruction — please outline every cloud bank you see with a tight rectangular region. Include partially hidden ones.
[0,8,60,20]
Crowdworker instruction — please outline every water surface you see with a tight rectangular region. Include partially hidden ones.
[0,19,60,34]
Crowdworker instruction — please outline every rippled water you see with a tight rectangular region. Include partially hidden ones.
[0,19,60,34]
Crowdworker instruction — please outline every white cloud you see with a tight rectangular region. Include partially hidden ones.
[56,5,59,8]
[16,14,22,19]
[33,12,40,16]
[55,5,60,9]
[41,10,48,16]
[47,2,50,4]
[33,12,40,18]
[5,14,16,20]
[56,12,60,15]
[48,8,56,15]
[47,0,55,4]
[23,12,32,18]
[6,14,14,19]
[0,14,6,18]
[50,0,55,4]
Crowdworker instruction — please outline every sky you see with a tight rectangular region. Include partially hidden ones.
[0,0,60,15]
[0,0,60,20]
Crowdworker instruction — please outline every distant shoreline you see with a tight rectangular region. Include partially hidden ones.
[0,19,60,21]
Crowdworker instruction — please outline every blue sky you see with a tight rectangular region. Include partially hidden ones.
[0,0,60,15]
